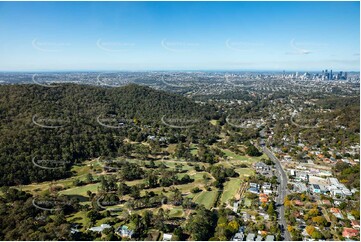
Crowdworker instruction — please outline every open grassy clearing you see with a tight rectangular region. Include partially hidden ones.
[168,206,185,217]
[60,183,100,196]
[67,210,90,229]
[165,144,177,153]
[220,178,242,204]
[235,168,254,177]
[210,120,218,126]
[19,159,99,195]
[222,149,268,164]
[192,189,218,209]
[190,143,198,155]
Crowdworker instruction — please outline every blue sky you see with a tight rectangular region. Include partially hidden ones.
[0,1,359,71]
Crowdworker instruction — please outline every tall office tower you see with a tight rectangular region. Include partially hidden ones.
[344,72,348,80]
[325,69,329,80]
[330,70,333,80]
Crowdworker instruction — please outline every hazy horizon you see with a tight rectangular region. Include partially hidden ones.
[0,1,359,71]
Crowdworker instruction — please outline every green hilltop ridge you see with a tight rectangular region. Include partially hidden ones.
[0,84,218,186]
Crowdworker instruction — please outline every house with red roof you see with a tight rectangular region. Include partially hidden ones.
[293,200,304,206]
[342,228,359,238]
[259,193,268,203]
[351,220,360,229]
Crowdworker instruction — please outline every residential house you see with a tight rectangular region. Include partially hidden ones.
[246,233,256,241]
[116,225,134,238]
[293,200,304,206]
[250,183,259,188]
[295,171,308,182]
[347,213,356,220]
[261,183,272,195]
[232,232,244,241]
[265,235,275,241]
[259,193,268,203]
[342,228,359,238]
[254,162,270,171]
[249,187,259,194]
[330,208,344,219]
[262,183,272,190]
[322,200,332,206]
[249,184,259,194]
[310,184,321,194]
[351,220,360,229]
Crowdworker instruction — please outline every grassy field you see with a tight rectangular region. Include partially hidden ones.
[193,189,218,209]
[235,168,255,177]
[19,159,99,196]
[67,210,90,229]
[60,183,100,197]
[210,120,218,126]
[220,178,242,204]
[222,149,268,164]
[168,206,185,217]
[190,143,198,155]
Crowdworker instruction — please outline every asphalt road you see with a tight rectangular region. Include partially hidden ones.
[263,146,292,241]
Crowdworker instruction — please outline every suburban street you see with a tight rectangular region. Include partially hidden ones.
[263,146,292,241]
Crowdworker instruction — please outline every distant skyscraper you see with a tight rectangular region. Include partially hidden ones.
[324,69,329,80]
[330,70,333,80]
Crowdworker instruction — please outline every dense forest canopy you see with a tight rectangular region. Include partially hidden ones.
[0,84,218,186]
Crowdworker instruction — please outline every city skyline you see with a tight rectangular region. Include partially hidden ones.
[0,1,359,71]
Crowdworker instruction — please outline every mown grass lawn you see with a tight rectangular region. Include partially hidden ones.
[66,210,90,229]
[220,178,242,204]
[193,190,218,209]
[190,143,198,155]
[222,149,268,164]
[168,206,185,217]
[235,168,255,177]
[60,183,100,197]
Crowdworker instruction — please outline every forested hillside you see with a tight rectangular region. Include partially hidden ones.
[0,84,218,186]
